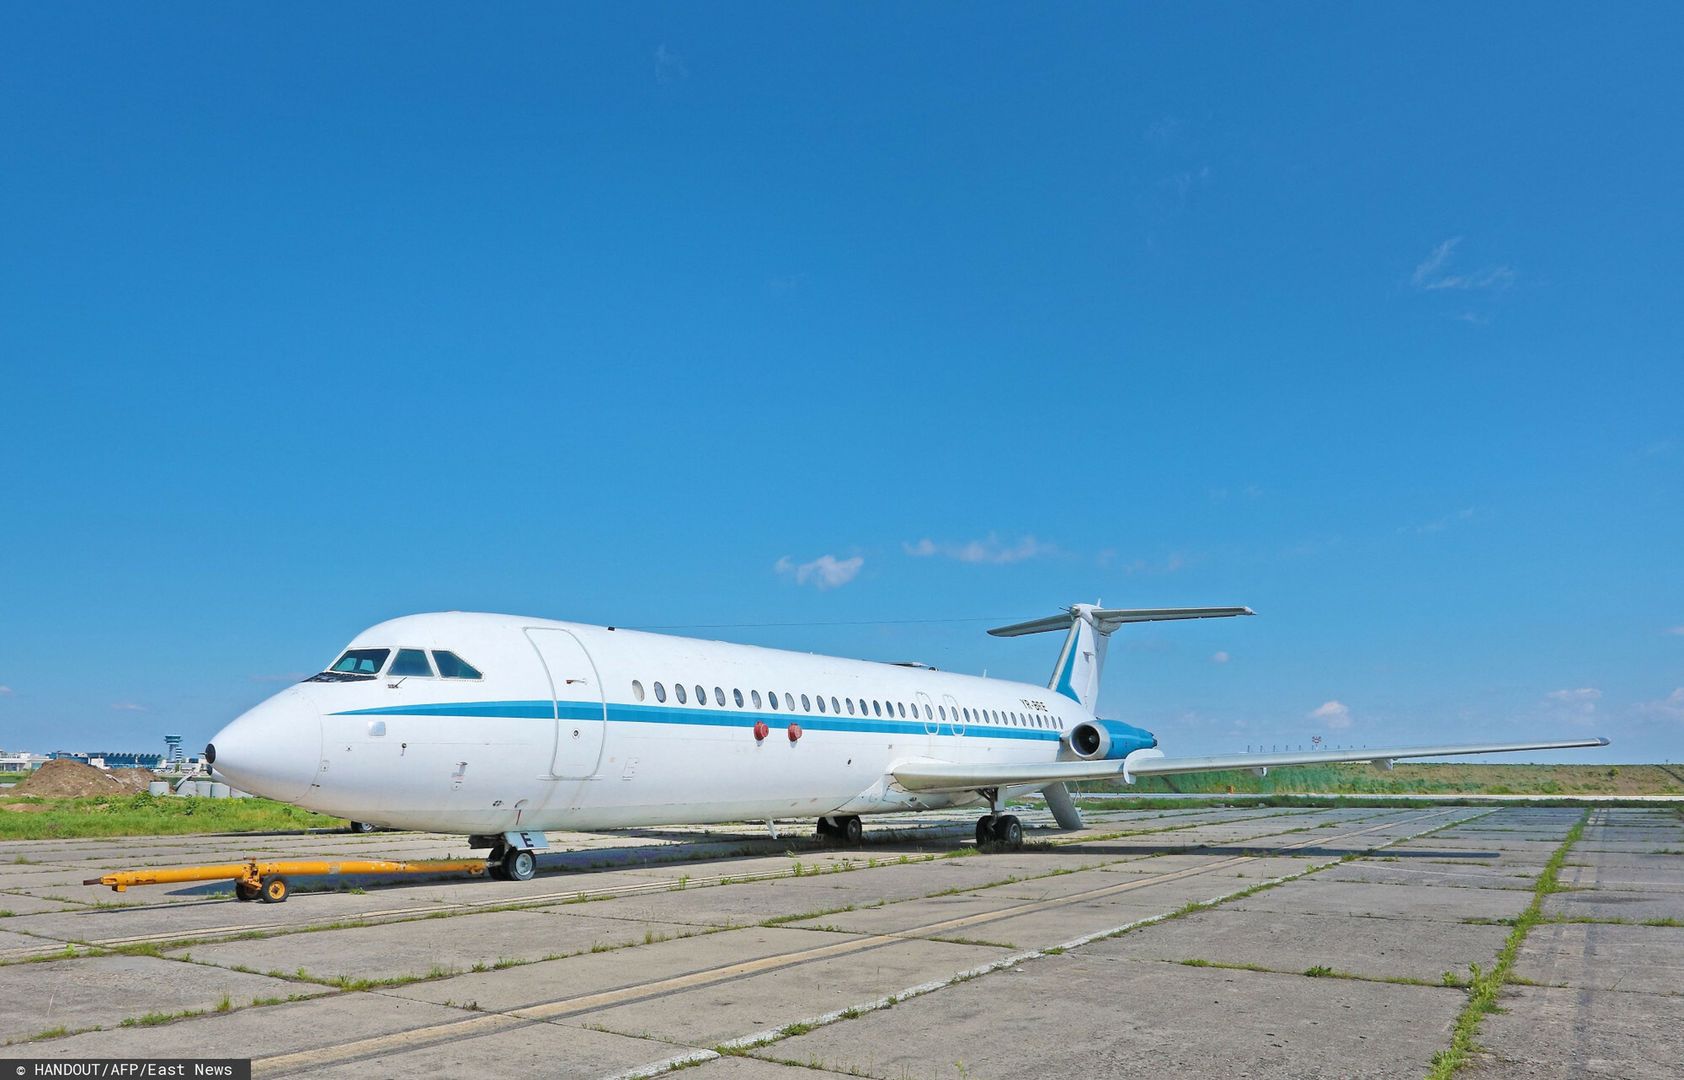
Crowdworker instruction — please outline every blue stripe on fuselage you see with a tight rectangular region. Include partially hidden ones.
[330,699,1064,741]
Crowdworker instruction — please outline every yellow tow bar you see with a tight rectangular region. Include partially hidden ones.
[84,857,488,903]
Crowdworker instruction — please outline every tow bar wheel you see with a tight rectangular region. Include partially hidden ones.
[234,880,262,902]
[259,875,290,903]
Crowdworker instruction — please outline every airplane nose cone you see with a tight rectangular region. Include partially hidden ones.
[209,685,323,803]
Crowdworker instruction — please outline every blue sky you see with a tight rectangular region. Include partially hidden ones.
[1,6,1680,762]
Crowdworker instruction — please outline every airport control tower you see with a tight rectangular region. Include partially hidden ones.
[164,734,183,768]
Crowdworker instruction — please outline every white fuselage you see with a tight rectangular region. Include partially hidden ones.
[209,612,1089,833]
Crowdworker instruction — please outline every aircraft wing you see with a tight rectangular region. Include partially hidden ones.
[890,737,1611,794]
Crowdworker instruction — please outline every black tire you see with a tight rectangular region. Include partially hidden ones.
[840,815,863,845]
[976,816,997,848]
[815,817,836,840]
[259,875,289,903]
[501,848,537,882]
[234,881,261,902]
[349,821,376,834]
[994,815,1023,849]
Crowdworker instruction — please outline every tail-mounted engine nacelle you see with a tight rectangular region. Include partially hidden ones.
[1067,718,1158,761]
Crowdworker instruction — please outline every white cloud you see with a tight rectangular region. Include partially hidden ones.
[111,701,148,712]
[1411,237,1515,292]
[654,43,688,83]
[1635,688,1684,721]
[1122,552,1188,575]
[0,685,12,696]
[774,554,863,590]
[902,534,1058,565]
[1546,687,1602,716]
[1210,651,1230,665]
[1145,116,1181,142]
[1666,626,1684,636]
[1408,507,1479,535]
[1309,700,1352,730]
[249,673,308,684]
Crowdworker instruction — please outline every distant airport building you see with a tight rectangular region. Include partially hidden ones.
[0,751,49,772]
[49,750,167,769]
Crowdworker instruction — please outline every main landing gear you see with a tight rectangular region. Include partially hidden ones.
[974,787,1023,850]
[975,814,1024,850]
[816,814,864,846]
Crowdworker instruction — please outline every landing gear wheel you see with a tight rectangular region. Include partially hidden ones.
[234,880,261,902]
[816,817,837,842]
[839,815,863,846]
[976,815,998,848]
[258,875,290,903]
[992,815,1023,850]
[348,821,376,834]
[500,847,537,882]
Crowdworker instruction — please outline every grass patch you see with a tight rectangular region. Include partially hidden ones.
[1080,763,1684,798]
[120,1007,205,1028]
[1426,810,1589,1079]
[0,792,346,839]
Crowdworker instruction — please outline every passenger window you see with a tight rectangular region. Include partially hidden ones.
[897,702,906,718]
[784,692,795,712]
[695,684,706,705]
[925,703,934,720]
[432,651,483,679]
[390,649,433,677]
[329,648,390,676]
[751,690,762,708]
[872,700,882,717]
[675,683,688,705]
[831,696,840,714]
[734,688,744,707]
[801,694,811,712]
[715,686,726,706]
[632,680,645,702]
[768,691,779,711]
[938,706,946,721]
[654,682,667,703]
[846,698,855,715]
[816,695,826,713]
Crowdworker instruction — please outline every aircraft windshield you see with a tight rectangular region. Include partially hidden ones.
[328,649,390,675]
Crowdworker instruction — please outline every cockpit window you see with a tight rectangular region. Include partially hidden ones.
[389,649,434,677]
[432,651,483,679]
[330,649,390,675]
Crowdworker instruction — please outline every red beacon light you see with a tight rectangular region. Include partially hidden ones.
[787,723,802,743]
[752,721,770,742]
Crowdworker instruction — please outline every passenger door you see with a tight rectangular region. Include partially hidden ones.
[915,691,938,735]
[525,628,607,779]
[942,693,964,736]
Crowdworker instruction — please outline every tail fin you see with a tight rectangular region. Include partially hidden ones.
[988,604,1254,712]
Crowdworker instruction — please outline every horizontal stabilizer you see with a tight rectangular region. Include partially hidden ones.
[988,607,1255,638]
[891,737,1610,794]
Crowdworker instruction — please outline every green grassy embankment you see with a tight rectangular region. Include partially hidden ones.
[1083,762,1683,797]
[0,793,347,840]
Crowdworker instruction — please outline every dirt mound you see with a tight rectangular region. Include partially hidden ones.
[107,768,158,792]
[12,760,127,798]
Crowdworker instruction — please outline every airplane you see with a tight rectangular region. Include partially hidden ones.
[205,604,1609,883]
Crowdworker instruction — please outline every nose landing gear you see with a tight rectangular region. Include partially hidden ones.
[488,845,537,881]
